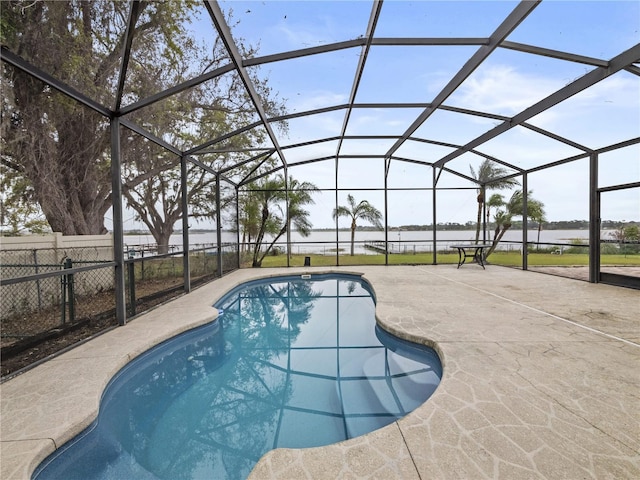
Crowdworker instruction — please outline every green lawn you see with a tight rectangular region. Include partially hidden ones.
[489,252,640,267]
[256,251,640,268]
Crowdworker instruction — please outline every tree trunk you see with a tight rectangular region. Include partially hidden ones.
[474,189,484,244]
[9,66,112,235]
[537,224,542,251]
[486,224,511,258]
[287,217,292,260]
[252,235,264,267]
[252,205,270,267]
[156,230,173,255]
[257,225,287,267]
[350,219,356,256]
[485,209,492,242]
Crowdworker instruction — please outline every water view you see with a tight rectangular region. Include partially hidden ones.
[125,229,595,256]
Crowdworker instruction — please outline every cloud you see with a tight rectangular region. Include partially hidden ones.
[272,13,345,49]
[451,65,565,115]
[290,91,347,112]
[530,73,639,129]
[563,72,638,106]
[422,70,458,96]
[285,108,344,144]
[526,74,639,151]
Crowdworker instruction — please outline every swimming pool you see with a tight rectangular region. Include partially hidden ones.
[34,273,441,480]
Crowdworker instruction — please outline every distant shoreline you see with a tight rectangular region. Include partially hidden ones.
[124,219,637,236]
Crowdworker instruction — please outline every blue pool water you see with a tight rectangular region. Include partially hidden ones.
[34,274,441,480]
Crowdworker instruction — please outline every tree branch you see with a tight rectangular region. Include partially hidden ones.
[0,156,25,173]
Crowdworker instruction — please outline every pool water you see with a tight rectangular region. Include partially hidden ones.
[34,274,441,480]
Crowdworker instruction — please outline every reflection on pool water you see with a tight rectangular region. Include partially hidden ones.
[34,274,442,480]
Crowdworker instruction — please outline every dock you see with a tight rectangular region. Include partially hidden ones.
[364,241,388,254]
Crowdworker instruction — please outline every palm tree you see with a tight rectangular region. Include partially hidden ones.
[485,189,545,258]
[530,208,547,251]
[249,176,284,267]
[238,189,261,253]
[332,194,383,256]
[485,193,505,242]
[245,175,318,267]
[470,160,520,244]
[283,177,318,259]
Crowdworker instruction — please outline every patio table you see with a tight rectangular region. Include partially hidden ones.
[450,244,492,269]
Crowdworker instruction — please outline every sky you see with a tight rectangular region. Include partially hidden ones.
[128,1,640,230]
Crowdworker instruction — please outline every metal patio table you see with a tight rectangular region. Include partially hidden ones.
[450,244,492,269]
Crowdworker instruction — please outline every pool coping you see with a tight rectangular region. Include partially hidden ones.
[2,266,639,479]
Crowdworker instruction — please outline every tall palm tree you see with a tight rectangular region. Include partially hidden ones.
[485,193,505,242]
[238,189,261,253]
[332,194,383,256]
[485,189,545,258]
[249,176,285,267]
[245,175,318,267]
[470,160,520,244]
[530,209,547,251]
[283,176,318,259]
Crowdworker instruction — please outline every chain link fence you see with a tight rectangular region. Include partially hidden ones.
[1,242,240,378]
[1,246,115,335]
[124,243,239,315]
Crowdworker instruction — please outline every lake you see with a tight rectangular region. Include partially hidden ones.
[124,229,601,255]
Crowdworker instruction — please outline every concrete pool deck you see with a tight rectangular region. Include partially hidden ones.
[1,265,639,479]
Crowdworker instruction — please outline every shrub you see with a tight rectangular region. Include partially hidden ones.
[564,238,588,254]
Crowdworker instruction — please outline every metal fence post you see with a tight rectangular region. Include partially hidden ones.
[66,258,75,323]
[33,249,42,310]
[127,261,136,316]
[60,262,67,325]
[61,258,75,325]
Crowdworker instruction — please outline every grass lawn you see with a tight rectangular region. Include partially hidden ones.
[255,251,640,268]
[489,252,640,267]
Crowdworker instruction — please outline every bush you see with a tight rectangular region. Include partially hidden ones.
[564,238,588,254]
[527,244,558,254]
[619,243,640,255]
[600,243,619,255]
